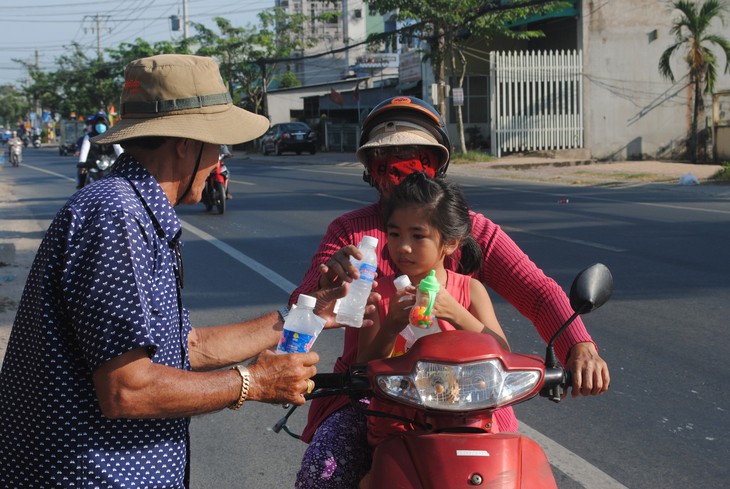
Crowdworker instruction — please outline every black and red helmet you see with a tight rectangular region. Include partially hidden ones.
[357,96,451,176]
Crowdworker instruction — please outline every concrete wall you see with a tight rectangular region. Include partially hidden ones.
[581,0,730,160]
[267,79,364,124]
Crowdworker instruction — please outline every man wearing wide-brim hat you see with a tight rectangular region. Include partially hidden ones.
[0,54,370,488]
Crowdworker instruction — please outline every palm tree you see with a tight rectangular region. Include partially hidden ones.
[659,0,730,162]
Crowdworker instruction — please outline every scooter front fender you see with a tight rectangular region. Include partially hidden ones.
[363,432,557,489]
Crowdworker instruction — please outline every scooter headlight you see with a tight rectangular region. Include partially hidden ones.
[375,360,540,411]
[96,157,111,170]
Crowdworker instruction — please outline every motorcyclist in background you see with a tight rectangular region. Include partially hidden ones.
[220,144,233,199]
[7,131,23,163]
[76,113,123,189]
[16,121,29,147]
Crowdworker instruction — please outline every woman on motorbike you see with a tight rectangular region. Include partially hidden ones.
[294,96,610,489]
[7,131,23,166]
[77,113,123,189]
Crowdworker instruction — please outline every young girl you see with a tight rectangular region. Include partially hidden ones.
[357,171,517,447]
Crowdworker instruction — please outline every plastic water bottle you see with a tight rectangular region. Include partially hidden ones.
[393,275,419,348]
[393,275,412,302]
[335,235,378,327]
[276,294,326,354]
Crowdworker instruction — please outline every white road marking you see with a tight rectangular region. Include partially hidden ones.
[314,193,371,205]
[502,226,627,252]
[520,422,630,488]
[20,163,76,182]
[229,179,255,186]
[181,220,297,294]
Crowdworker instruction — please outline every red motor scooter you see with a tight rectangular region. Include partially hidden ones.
[277,263,613,489]
[202,151,231,214]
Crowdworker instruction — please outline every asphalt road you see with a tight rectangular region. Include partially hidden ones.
[1,147,729,488]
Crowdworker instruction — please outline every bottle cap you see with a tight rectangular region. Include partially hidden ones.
[418,270,440,294]
[297,294,317,309]
[393,275,411,291]
[360,235,378,249]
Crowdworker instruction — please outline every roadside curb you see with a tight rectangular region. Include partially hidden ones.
[486,159,597,170]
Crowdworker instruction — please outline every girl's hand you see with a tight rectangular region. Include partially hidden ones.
[431,288,469,326]
[381,288,415,335]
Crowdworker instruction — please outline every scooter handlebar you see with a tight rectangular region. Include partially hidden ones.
[311,372,348,389]
[539,366,572,402]
[305,368,370,400]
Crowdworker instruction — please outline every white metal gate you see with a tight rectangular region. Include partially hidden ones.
[490,50,583,157]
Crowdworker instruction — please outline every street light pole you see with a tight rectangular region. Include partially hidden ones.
[183,0,188,39]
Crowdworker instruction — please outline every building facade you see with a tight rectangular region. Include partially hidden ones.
[267,0,730,161]
[276,0,395,85]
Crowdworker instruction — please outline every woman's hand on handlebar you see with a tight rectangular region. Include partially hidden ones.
[566,342,610,397]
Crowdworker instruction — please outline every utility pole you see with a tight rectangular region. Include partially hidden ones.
[83,14,111,60]
[183,0,188,39]
[342,0,350,70]
[35,50,41,119]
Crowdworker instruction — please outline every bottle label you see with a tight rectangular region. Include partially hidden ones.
[358,262,377,283]
[278,329,316,354]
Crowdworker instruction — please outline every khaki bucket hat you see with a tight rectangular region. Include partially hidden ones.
[93,54,269,145]
[355,120,449,166]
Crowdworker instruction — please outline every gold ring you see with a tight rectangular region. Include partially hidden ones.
[306,379,315,394]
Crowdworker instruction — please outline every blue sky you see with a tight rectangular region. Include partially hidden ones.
[0,0,274,86]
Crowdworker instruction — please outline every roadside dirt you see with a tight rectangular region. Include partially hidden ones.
[0,180,44,363]
[449,159,725,187]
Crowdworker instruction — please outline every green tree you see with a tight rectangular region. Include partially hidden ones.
[252,7,318,115]
[0,85,28,128]
[189,9,316,116]
[190,17,257,106]
[17,43,120,119]
[366,0,566,154]
[106,39,191,73]
[659,0,730,162]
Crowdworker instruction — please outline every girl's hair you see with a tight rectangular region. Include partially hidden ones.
[383,171,482,274]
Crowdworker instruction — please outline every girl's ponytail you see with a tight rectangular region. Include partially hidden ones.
[456,235,482,275]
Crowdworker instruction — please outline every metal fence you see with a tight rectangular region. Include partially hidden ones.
[490,50,584,157]
[325,123,360,152]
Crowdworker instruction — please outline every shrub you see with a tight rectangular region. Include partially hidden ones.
[712,162,730,181]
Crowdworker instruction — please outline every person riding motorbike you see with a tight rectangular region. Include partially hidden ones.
[220,144,232,199]
[293,96,610,489]
[16,122,29,147]
[76,113,123,189]
[6,131,23,165]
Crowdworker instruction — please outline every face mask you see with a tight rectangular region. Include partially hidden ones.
[95,124,108,134]
[369,148,439,192]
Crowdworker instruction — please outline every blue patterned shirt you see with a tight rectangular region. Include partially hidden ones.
[0,154,193,488]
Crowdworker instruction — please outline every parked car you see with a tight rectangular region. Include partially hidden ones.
[260,122,317,155]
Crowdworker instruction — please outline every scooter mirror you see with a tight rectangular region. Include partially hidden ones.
[569,263,613,314]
